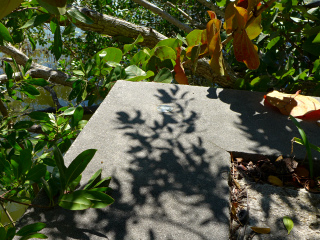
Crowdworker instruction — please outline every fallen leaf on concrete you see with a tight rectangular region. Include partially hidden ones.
[283,216,294,235]
[264,90,320,120]
[250,227,271,234]
[295,166,309,178]
[268,175,283,186]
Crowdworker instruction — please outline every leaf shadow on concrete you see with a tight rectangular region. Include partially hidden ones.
[98,85,230,239]
[15,85,230,240]
[207,88,320,239]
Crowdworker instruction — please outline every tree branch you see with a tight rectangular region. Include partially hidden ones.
[132,0,193,33]
[196,0,225,18]
[0,44,72,87]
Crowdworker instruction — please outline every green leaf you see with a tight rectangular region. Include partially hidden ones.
[154,68,173,83]
[63,23,76,36]
[61,107,76,115]
[125,65,154,81]
[4,61,13,80]
[155,38,181,51]
[27,78,50,86]
[50,19,62,60]
[53,145,67,192]
[82,190,114,208]
[37,0,61,15]
[65,149,97,188]
[59,191,92,210]
[29,112,50,122]
[20,14,51,29]
[266,36,281,50]
[21,83,40,96]
[20,149,32,175]
[0,22,13,43]
[0,227,6,240]
[41,177,53,203]
[290,115,313,178]
[13,121,33,130]
[283,216,294,235]
[99,47,123,63]
[153,46,176,61]
[83,168,102,190]
[72,106,84,127]
[16,223,46,236]
[93,177,111,188]
[20,233,47,240]
[26,164,47,182]
[24,58,33,73]
[123,34,144,54]
[6,227,16,240]
[67,7,94,24]
[312,32,320,44]
[67,174,82,192]
[186,29,203,46]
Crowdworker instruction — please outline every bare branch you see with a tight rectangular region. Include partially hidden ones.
[0,44,72,87]
[165,1,206,29]
[132,0,193,33]
[196,0,225,18]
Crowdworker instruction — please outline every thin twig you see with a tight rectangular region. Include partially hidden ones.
[0,201,15,227]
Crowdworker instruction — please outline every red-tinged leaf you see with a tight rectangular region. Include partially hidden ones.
[206,18,226,75]
[265,90,320,119]
[207,10,216,20]
[237,0,248,9]
[233,30,260,69]
[247,0,260,13]
[295,166,309,178]
[250,227,271,234]
[224,2,236,34]
[268,175,283,186]
[174,47,188,85]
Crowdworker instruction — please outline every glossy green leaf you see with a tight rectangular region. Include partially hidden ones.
[65,149,97,188]
[20,14,51,29]
[26,164,47,182]
[0,227,6,240]
[4,61,13,80]
[13,121,33,130]
[154,68,173,83]
[155,38,181,51]
[53,145,67,191]
[59,191,92,210]
[6,227,16,240]
[67,7,94,24]
[125,65,154,81]
[37,0,61,15]
[16,223,46,236]
[67,174,82,192]
[83,190,114,208]
[29,112,50,122]
[283,216,294,234]
[312,32,320,44]
[27,78,50,86]
[20,233,47,240]
[0,22,13,43]
[72,106,84,127]
[290,115,313,178]
[61,107,76,115]
[20,149,32,175]
[51,19,62,60]
[21,83,40,96]
[84,168,102,190]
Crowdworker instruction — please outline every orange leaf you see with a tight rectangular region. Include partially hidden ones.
[224,2,236,34]
[251,227,271,234]
[268,175,283,186]
[233,30,260,69]
[234,6,248,29]
[207,10,217,20]
[265,90,320,119]
[174,47,188,85]
[206,18,225,75]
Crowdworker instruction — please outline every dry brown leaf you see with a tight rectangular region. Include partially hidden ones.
[265,90,320,119]
[295,166,309,178]
[268,175,283,186]
[251,227,271,234]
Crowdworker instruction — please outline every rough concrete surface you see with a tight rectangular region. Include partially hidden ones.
[14,81,320,239]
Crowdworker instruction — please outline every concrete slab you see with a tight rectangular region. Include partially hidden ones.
[15,81,320,239]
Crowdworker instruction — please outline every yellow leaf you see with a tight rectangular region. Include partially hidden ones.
[265,90,320,118]
[0,0,23,20]
[268,175,283,187]
[246,14,262,40]
[251,227,271,234]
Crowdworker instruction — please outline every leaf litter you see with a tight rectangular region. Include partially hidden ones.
[229,152,320,239]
